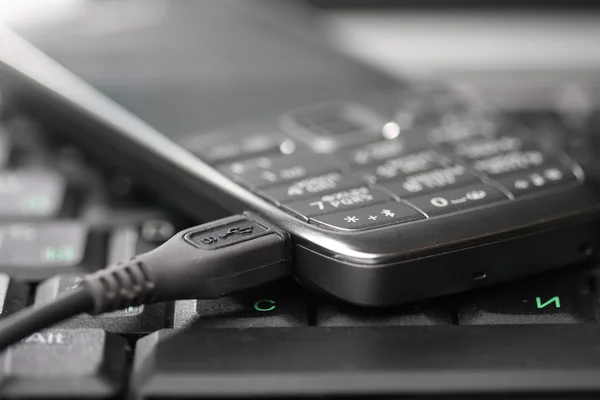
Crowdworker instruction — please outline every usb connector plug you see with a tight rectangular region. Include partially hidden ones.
[0,212,292,350]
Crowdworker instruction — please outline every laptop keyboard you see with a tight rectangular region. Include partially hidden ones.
[0,109,599,399]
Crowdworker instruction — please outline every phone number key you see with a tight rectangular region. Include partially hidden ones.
[495,164,580,198]
[282,186,391,219]
[381,164,479,199]
[404,183,509,217]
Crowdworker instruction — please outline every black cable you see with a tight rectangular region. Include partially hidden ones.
[0,287,93,350]
[0,212,292,351]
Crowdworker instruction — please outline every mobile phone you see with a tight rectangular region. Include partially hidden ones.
[1,0,599,306]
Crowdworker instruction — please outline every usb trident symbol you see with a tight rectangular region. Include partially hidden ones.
[218,226,254,239]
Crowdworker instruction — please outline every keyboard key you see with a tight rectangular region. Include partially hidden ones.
[107,227,141,265]
[259,172,361,203]
[0,329,126,398]
[591,268,600,323]
[591,267,600,296]
[0,222,95,280]
[0,126,10,168]
[138,219,176,245]
[405,183,509,217]
[220,154,332,189]
[0,273,28,318]
[356,149,450,183]
[316,298,452,326]
[458,271,597,325]
[35,274,168,334]
[495,163,580,198]
[0,170,67,219]
[107,224,172,265]
[310,201,424,231]
[173,281,308,328]
[283,186,391,219]
[382,164,480,198]
[133,325,600,398]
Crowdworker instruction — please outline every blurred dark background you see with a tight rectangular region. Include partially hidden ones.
[303,0,600,117]
[308,0,600,9]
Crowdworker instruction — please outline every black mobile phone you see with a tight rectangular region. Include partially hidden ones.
[1,0,599,306]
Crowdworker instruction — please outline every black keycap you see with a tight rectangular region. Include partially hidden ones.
[173,281,308,328]
[316,297,452,326]
[310,201,424,231]
[138,219,176,245]
[458,271,597,325]
[35,275,167,334]
[0,222,94,280]
[107,224,173,265]
[107,226,142,265]
[283,186,391,219]
[259,172,361,203]
[133,325,600,398]
[591,270,600,324]
[0,170,66,219]
[405,183,509,217]
[0,273,28,318]
[0,329,126,399]
[495,163,580,198]
[382,164,480,199]
[220,154,332,189]
[589,109,600,132]
[356,149,450,183]
[0,127,10,168]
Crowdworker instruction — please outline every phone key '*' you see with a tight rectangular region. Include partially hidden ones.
[310,201,424,231]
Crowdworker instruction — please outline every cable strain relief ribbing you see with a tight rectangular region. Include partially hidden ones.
[82,257,156,314]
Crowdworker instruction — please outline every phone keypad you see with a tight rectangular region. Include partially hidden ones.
[202,88,582,231]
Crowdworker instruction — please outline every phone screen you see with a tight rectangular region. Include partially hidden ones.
[8,1,396,143]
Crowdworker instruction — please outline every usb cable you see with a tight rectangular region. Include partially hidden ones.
[0,213,292,350]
